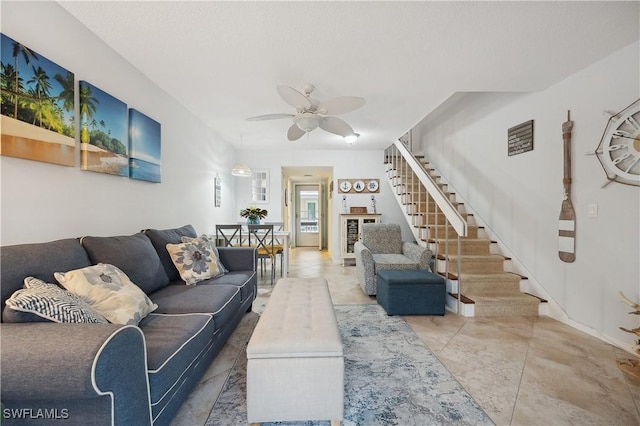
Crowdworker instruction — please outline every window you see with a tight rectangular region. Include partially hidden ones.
[251,169,269,203]
[299,189,318,233]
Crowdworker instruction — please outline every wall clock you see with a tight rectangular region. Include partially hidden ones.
[594,99,640,187]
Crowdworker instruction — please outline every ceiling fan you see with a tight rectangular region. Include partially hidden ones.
[247,83,365,141]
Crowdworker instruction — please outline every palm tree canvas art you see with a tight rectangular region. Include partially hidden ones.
[79,81,128,176]
[0,33,75,166]
[129,109,161,183]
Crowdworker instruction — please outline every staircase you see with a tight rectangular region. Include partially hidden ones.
[385,142,544,317]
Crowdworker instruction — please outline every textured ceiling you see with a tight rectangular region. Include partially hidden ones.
[59,1,639,151]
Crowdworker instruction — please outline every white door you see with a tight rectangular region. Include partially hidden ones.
[295,184,319,247]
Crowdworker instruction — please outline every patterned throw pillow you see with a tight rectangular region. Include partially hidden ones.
[166,238,221,285]
[4,277,108,323]
[181,234,228,274]
[54,263,157,325]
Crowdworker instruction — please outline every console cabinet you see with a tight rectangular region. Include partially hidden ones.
[340,214,381,266]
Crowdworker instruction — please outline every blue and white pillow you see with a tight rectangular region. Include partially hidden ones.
[167,238,221,285]
[181,234,228,274]
[4,277,108,323]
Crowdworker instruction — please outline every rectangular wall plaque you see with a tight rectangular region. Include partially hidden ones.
[337,179,380,194]
[508,120,534,156]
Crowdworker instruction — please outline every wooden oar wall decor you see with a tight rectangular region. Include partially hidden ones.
[559,110,576,262]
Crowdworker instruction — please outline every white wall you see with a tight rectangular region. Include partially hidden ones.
[1,2,239,244]
[413,41,640,349]
[0,2,413,261]
[234,149,413,263]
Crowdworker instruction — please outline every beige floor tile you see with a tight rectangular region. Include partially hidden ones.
[171,247,640,426]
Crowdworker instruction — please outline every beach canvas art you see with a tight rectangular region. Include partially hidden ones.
[0,33,75,166]
[128,109,161,183]
[79,81,128,176]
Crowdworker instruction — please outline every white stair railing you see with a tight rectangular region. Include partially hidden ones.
[384,140,468,314]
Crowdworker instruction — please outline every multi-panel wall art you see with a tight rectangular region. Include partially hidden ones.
[0,33,75,166]
[79,80,128,176]
[129,109,161,183]
[0,33,162,183]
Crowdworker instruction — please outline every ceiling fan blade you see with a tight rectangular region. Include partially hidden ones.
[287,123,306,141]
[319,116,354,137]
[277,85,312,110]
[246,113,294,121]
[318,96,365,115]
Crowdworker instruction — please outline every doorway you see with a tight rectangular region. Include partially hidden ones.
[295,184,320,247]
[281,166,332,251]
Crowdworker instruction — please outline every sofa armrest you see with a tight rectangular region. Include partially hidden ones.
[354,241,376,295]
[402,242,432,270]
[217,247,257,272]
[1,323,152,425]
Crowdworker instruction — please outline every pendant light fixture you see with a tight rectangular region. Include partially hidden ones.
[231,133,252,177]
[231,164,252,177]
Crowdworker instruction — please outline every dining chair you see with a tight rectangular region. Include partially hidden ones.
[266,222,285,276]
[216,224,243,247]
[248,224,276,285]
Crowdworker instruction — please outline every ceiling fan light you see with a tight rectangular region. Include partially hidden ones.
[295,115,320,132]
[344,133,360,144]
[231,164,252,177]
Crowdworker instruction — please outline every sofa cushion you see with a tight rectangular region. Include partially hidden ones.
[4,277,108,324]
[372,253,419,270]
[144,225,198,282]
[55,263,158,325]
[166,239,222,285]
[81,233,170,294]
[138,312,216,408]
[1,238,91,311]
[200,272,255,302]
[149,283,242,328]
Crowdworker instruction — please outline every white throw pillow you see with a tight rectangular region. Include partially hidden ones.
[55,263,157,325]
[166,238,221,285]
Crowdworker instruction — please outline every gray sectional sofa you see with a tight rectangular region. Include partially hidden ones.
[0,224,257,426]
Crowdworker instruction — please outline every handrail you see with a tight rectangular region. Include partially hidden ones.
[392,140,467,237]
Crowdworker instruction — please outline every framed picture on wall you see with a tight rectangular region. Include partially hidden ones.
[214,175,221,207]
[79,80,128,176]
[1,33,76,167]
[251,169,269,204]
[129,109,161,183]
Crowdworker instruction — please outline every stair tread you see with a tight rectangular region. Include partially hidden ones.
[440,254,505,260]
[459,272,522,282]
[467,293,540,304]
[432,238,488,243]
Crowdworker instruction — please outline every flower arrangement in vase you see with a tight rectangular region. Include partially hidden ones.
[240,206,268,225]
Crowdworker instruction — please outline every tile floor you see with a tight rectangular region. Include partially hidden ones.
[172,247,640,426]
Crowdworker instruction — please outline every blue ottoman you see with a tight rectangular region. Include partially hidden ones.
[376,269,446,315]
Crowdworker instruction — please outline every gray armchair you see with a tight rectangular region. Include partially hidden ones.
[354,223,433,296]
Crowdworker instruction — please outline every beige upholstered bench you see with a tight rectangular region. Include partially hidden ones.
[246,277,344,426]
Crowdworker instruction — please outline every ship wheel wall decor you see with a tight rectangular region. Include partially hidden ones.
[593,99,640,187]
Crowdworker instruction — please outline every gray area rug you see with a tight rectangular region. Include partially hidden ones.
[206,304,494,425]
